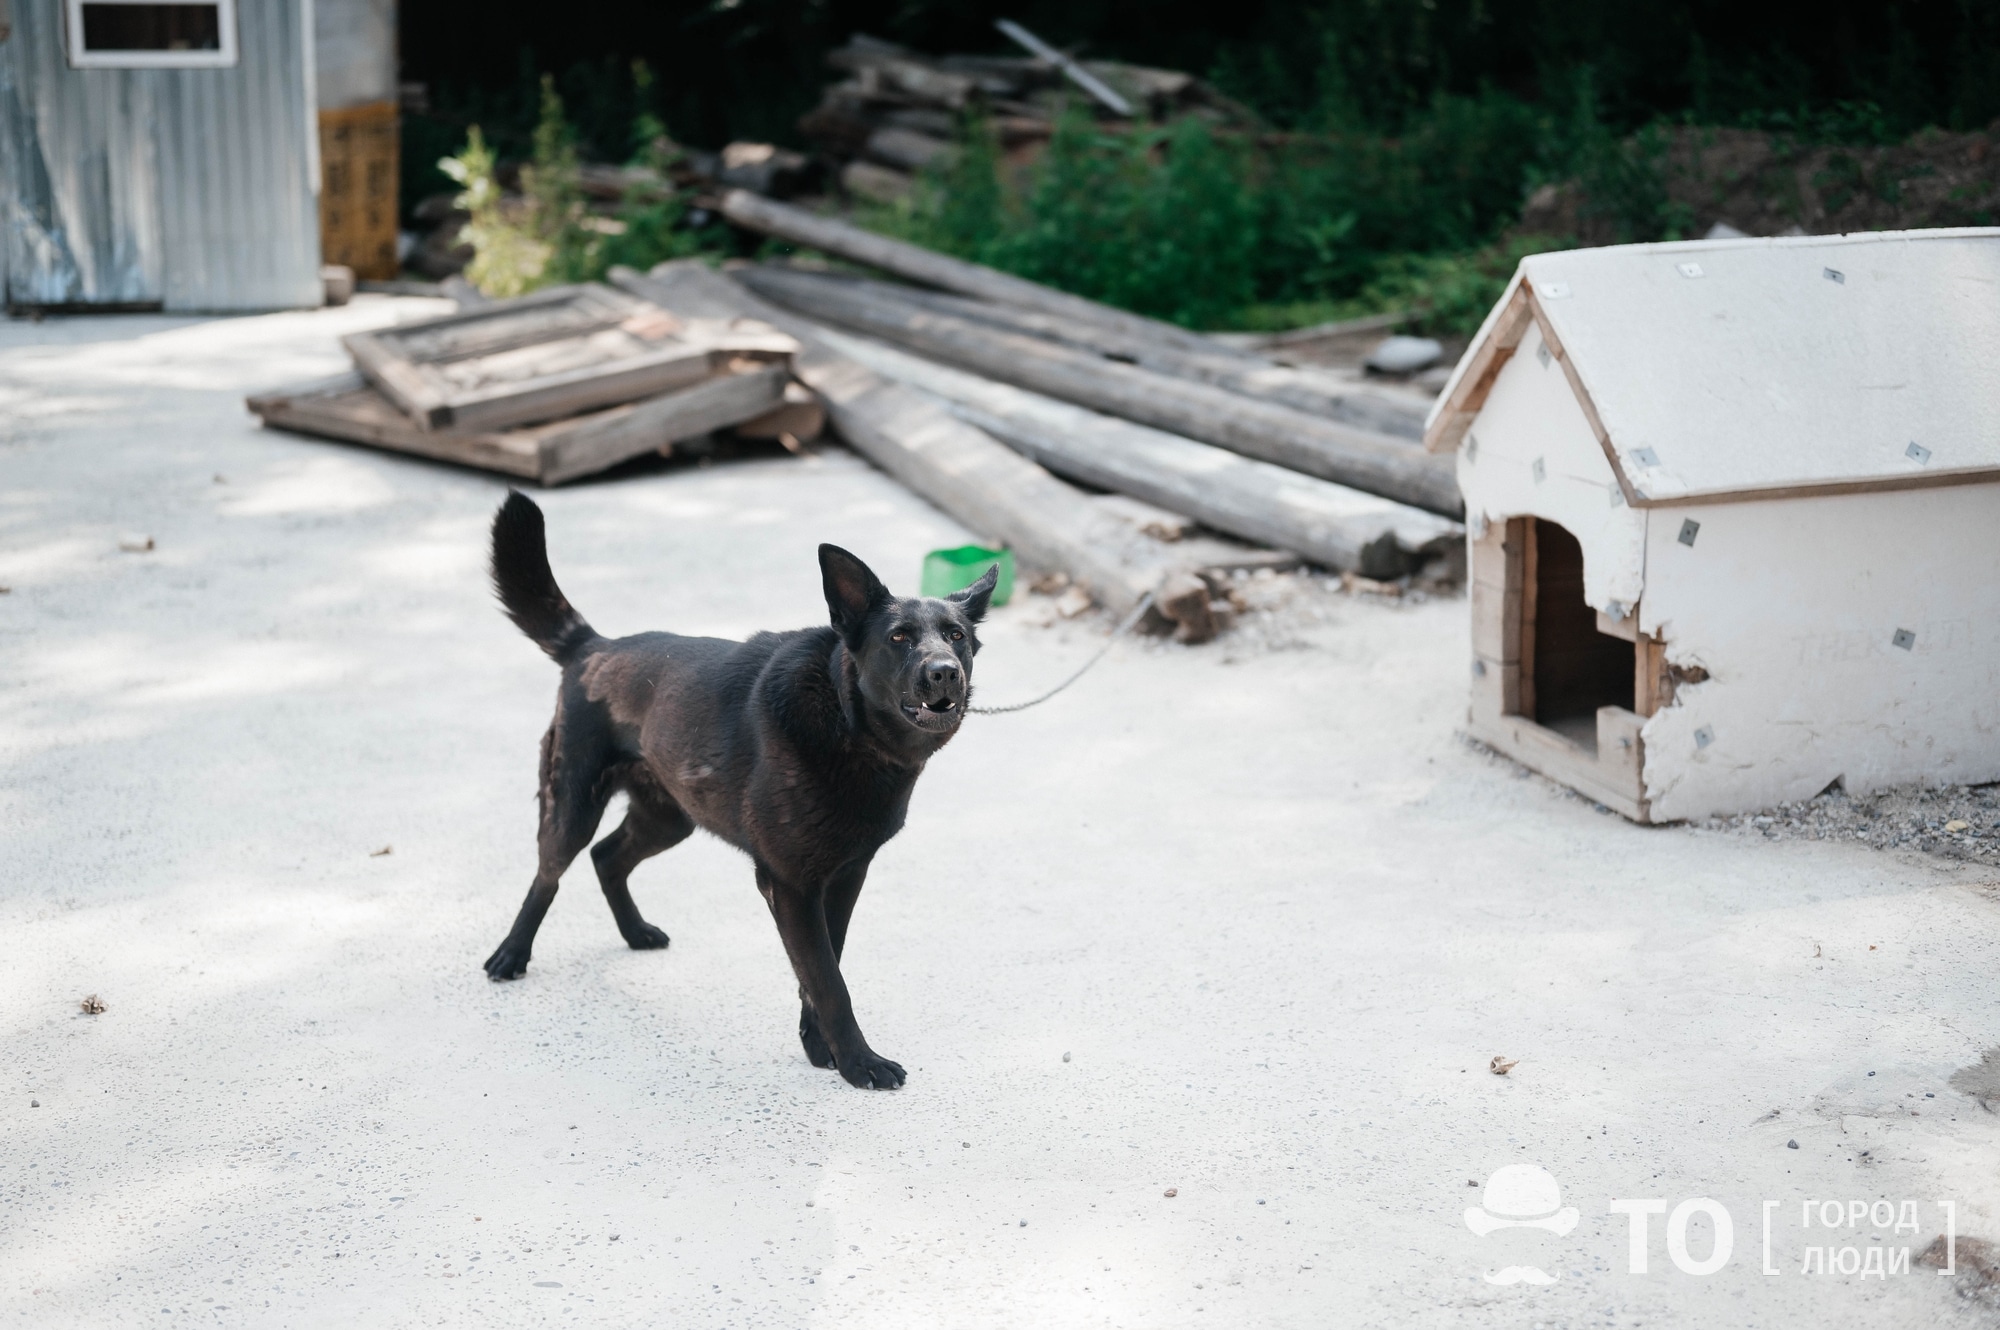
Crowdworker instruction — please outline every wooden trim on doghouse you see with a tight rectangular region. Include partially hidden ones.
[1517,518,1539,720]
[1469,709,1650,822]
[1467,515,1651,822]
[1469,518,1527,714]
[1423,284,1533,454]
[1622,466,2000,508]
[1634,634,1672,718]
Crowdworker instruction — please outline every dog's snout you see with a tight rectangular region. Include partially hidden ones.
[923,657,961,688]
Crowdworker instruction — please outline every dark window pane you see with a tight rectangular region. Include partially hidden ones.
[80,3,221,52]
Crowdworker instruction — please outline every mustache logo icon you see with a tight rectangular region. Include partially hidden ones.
[1466,1165,1572,1287]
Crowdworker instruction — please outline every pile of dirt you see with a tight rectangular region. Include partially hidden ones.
[1520,123,2000,245]
[1700,780,2000,861]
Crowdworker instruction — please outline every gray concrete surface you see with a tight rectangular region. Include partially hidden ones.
[5,301,2000,1329]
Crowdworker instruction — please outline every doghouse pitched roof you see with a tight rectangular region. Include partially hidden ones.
[1425,228,2000,505]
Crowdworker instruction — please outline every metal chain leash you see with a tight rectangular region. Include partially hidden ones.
[968,591,1156,716]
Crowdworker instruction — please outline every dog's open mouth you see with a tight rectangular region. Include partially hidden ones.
[901,698,961,729]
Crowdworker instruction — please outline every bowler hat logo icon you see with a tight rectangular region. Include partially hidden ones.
[1464,1165,1578,1285]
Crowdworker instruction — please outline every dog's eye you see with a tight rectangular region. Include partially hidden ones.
[889,631,907,643]
[950,630,964,641]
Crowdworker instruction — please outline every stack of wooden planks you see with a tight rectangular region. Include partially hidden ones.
[799,30,1257,203]
[247,283,811,485]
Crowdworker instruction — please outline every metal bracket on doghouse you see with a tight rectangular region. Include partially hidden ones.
[1824,268,1845,284]
[1694,726,1715,750]
[1906,441,1931,465]
[1891,628,1916,651]
[1677,519,1700,547]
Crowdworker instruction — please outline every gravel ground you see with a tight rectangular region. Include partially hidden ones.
[9,302,2000,1330]
[1005,560,1457,666]
[1699,784,2000,862]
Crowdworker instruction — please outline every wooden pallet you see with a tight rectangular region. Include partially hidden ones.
[341,283,797,431]
[247,365,789,485]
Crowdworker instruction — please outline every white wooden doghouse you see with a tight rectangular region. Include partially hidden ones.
[1425,229,2000,822]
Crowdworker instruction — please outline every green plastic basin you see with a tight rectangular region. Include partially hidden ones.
[920,545,1014,606]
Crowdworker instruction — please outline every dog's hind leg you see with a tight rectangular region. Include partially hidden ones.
[799,858,870,1070]
[590,795,694,950]
[484,714,614,981]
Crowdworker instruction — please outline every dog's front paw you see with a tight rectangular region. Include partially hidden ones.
[484,939,532,980]
[799,1010,836,1069]
[837,1049,906,1090]
[622,922,671,951]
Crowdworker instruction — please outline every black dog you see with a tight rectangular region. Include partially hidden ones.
[481,492,996,1089]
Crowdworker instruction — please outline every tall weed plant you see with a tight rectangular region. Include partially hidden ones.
[441,66,719,298]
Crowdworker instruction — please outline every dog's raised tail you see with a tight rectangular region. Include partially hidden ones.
[490,491,600,666]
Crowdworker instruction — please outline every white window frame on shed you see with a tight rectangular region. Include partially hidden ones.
[65,0,240,69]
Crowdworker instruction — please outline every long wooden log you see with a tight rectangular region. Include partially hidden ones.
[719,194,1432,439]
[609,262,1165,613]
[736,264,1464,517]
[718,190,1225,356]
[812,328,1461,578]
[767,266,1429,440]
[905,286,1429,441]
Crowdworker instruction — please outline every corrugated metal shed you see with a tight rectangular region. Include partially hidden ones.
[0,0,323,310]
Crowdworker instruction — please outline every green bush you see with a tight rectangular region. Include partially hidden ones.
[872,91,1577,330]
[879,112,1260,329]
[1360,234,1571,335]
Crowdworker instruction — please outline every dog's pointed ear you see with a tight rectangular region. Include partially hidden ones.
[820,544,889,640]
[947,564,999,623]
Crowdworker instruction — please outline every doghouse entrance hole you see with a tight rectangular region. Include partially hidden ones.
[1526,518,1633,751]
